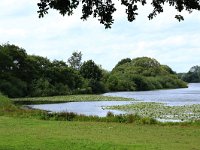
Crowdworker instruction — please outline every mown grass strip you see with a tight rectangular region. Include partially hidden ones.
[0,116,200,150]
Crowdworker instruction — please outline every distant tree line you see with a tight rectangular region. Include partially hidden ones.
[179,66,200,83]
[0,43,187,98]
[107,57,187,91]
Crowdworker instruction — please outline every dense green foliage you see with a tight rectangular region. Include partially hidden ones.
[80,60,107,93]
[179,65,200,83]
[0,44,104,97]
[37,0,200,28]
[114,58,131,68]
[0,93,15,112]
[67,51,82,70]
[0,44,187,97]
[107,57,187,91]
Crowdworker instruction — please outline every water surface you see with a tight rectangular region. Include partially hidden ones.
[28,83,200,118]
[28,101,133,117]
[104,83,200,106]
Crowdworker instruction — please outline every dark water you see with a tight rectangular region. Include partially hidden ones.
[28,83,200,117]
[104,83,200,106]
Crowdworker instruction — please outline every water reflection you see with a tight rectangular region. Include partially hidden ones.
[28,101,133,117]
[28,83,200,118]
[104,83,200,106]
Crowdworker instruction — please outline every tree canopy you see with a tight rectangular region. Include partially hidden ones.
[0,43,188,97]
[67,51,82,70]
[107,57,187,91]
[179,65,200,83]
[0,44,84,97]
[80,60,102,81]
[37,0,200,28]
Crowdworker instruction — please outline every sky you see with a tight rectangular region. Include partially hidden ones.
[1,0,200,73]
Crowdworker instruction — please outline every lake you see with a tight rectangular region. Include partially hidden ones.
[28,83,200,117]
[28,101,133,117]
[104,83,200,106]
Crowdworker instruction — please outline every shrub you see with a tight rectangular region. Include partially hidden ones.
[29,78,55,97]
[106,111,114,117]
[0,77,27,98]
[140,117,158,125]
[126,114,140,123]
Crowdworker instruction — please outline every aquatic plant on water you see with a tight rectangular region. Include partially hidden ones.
[106,102,200,121]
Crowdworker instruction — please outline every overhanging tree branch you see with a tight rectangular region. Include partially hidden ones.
[37,0,200,28]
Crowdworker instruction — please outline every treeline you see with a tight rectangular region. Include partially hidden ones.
[0,44,107,98]
[107,57,187,91]
[178,66,200,83]
[0,43,187,98]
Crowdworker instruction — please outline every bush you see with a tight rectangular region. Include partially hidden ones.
[0,93,13,107]
[106,111,114,117]
[140,117,158,125]
[72,87,93,94]
[54,83,71,95]
[29,78,55,97]
[107,74,136,91]
[126,114,141,123]
[0,77,27,98]
[88,79,107,94]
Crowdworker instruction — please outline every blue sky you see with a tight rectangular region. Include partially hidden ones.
[1,0,200,73]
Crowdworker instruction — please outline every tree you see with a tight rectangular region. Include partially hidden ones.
[80,60,102,81]
[0,43,85,97]
[132,57,160,68]
[67,51,82,70]
[37,0,200,28]
[80,60,106,93]
[181,65,200,83]
[0,43,28,77]
[0,44,29,97]
[115,58,131,68]
[107,57,187,91]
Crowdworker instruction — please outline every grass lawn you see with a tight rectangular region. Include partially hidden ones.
[0,116,200,150]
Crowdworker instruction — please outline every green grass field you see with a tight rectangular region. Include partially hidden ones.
[0,116,200,150]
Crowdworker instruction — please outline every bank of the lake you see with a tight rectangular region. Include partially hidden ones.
[20,84,200,121]
[104,83,200,121]
[12,94,133,104]
[1,92,200,149]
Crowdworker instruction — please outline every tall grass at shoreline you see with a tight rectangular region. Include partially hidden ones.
[12,94,133,104]
[0,94,157,125]
[1,93,200,125]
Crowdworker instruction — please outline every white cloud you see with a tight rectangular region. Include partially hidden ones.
[0,1,200,73]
